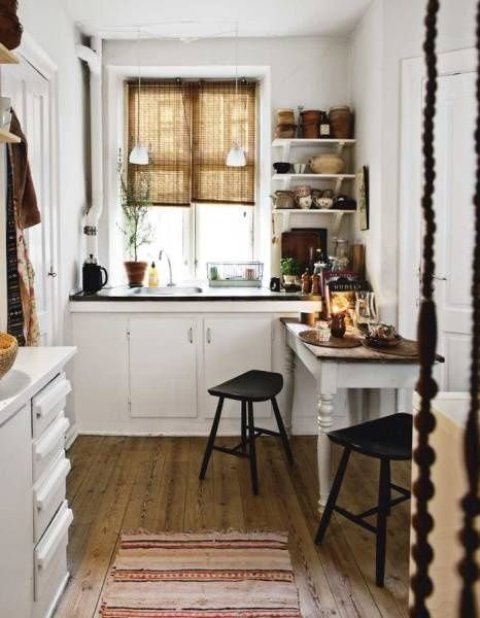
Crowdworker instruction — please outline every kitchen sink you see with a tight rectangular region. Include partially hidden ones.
[129,286,203,296]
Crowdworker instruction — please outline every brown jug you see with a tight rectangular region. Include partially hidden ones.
[330,312,346,338]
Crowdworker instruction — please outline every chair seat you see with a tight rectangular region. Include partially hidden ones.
[208,370,283,402]
[328,413,413,460]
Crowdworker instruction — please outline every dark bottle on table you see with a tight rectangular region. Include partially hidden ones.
[330,312,346,338]
[301,270,311,295]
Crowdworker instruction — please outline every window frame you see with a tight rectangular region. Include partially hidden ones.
[103,65,272,287]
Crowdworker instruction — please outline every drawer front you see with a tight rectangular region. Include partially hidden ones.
[33,413,69,483]
[34,455,71,543]
[32,373,71,438]
[34,502,72,617]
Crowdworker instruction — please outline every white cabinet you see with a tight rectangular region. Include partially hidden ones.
[128,316,198,418]
[202,316,272,419]
[0,403,33,618]
[72,311,294,434]
[0,347,75,618]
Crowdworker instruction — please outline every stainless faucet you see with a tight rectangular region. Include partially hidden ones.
[158,249,175,287]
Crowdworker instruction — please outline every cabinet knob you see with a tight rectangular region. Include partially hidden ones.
[206,328,212,344]
[188,327,193,344]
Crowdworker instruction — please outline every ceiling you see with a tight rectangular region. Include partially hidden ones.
[65,0,372,39]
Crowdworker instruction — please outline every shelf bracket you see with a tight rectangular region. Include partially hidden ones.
[332,212,345,237]
[334,177,343,195]
[335,141,346,155]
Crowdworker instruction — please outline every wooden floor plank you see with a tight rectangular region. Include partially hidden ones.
[55,435,411,618]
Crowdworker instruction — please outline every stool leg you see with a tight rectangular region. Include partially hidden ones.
[199,397,224,480]
[376,458,390,587]
[247,401,259,495]
[271,397,294,466]
[241,400,247,453]
[315,447,351,544]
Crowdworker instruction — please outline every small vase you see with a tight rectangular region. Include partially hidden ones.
[124,261,148,287]
[330,312,346,338]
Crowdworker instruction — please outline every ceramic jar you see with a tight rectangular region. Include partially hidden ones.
[293,185,312,209]
[328,105,353,139]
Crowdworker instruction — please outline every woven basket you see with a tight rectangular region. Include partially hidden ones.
[0,332,18,379]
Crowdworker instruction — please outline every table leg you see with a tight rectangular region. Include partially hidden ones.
[282,345,295,435]
[317,392,334,512]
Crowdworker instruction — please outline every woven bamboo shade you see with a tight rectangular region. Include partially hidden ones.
[127,80,256,206]
[192,81,256,204]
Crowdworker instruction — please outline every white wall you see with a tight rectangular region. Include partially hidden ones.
[102,36,352,277]
[351,0,477,324]
[18,0,86,341]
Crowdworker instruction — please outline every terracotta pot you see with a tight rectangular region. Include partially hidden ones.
[276,108,295,125]
[328,105,353,139]
[301,110,321,123]
[274,123,297,138]
[124,261,148,287]
[301,122,319,139]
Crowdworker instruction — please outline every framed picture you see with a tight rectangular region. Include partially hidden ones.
[357,165,369,231]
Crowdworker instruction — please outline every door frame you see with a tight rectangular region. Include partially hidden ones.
[15,32,61,344]
[398,48,476,339]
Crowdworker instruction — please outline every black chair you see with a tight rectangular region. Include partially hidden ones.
[315,413,412,587]
[199,370,294,495]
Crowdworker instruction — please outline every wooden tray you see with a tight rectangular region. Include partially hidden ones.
[299,330,362,348]
[362,338,419,357]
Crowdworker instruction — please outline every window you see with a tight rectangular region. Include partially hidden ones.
[125,80,257,280]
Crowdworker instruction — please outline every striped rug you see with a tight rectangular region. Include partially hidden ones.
[100,531,302,617]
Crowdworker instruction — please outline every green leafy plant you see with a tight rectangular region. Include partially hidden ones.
[118,164,153,262]
[280,257,301,276]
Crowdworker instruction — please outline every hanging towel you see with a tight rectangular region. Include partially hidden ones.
[6,149,25,345]
[8,109,40,230]
[5,110,40,345]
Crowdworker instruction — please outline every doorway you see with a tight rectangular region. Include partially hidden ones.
[0,39,59,345]
[399,49,476,392]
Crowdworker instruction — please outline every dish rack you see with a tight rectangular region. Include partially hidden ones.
[207,262,264,287]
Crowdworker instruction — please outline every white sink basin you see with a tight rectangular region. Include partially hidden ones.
[129,286,203,296]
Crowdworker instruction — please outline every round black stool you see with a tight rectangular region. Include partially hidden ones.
[199,369,294,495]
[315,413,412,587]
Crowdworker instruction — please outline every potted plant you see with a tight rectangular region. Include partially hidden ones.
[280,257,301,289]
[118,166,153,287]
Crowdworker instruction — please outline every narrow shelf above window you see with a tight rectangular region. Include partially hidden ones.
[0,128,20,143]
[0,43,19,64]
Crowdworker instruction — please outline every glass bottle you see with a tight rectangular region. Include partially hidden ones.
[333,238,350,271]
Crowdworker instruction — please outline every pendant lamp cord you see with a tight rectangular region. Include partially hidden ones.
[410,1,440,616]
[136,28,141,147]
[458,1,480,614]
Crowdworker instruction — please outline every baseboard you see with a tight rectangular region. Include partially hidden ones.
[65,424,78,449]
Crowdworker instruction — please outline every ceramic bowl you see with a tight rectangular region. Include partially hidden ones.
[273,161,291,174]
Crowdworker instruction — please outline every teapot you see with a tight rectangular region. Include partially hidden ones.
[354,291,378,333]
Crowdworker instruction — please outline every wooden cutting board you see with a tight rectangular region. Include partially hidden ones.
[281,230,326,272]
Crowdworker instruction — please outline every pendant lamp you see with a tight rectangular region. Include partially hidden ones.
[129,29,149,165]
[226,23,246,168]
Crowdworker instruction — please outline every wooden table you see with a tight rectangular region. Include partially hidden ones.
[284,322,420,512]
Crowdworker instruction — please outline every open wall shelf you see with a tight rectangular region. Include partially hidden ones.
[0,43,19,65]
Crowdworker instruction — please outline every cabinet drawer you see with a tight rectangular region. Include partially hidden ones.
[32,373,71,438]
[34,501,72,618]
[32,413,69,483]
[33,454,71,543]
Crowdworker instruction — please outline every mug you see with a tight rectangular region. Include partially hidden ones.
[269,276,281,292]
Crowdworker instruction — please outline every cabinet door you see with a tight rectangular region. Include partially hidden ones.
[129,317,198,418]
[203,316,272,419]
[0,404,33,616]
